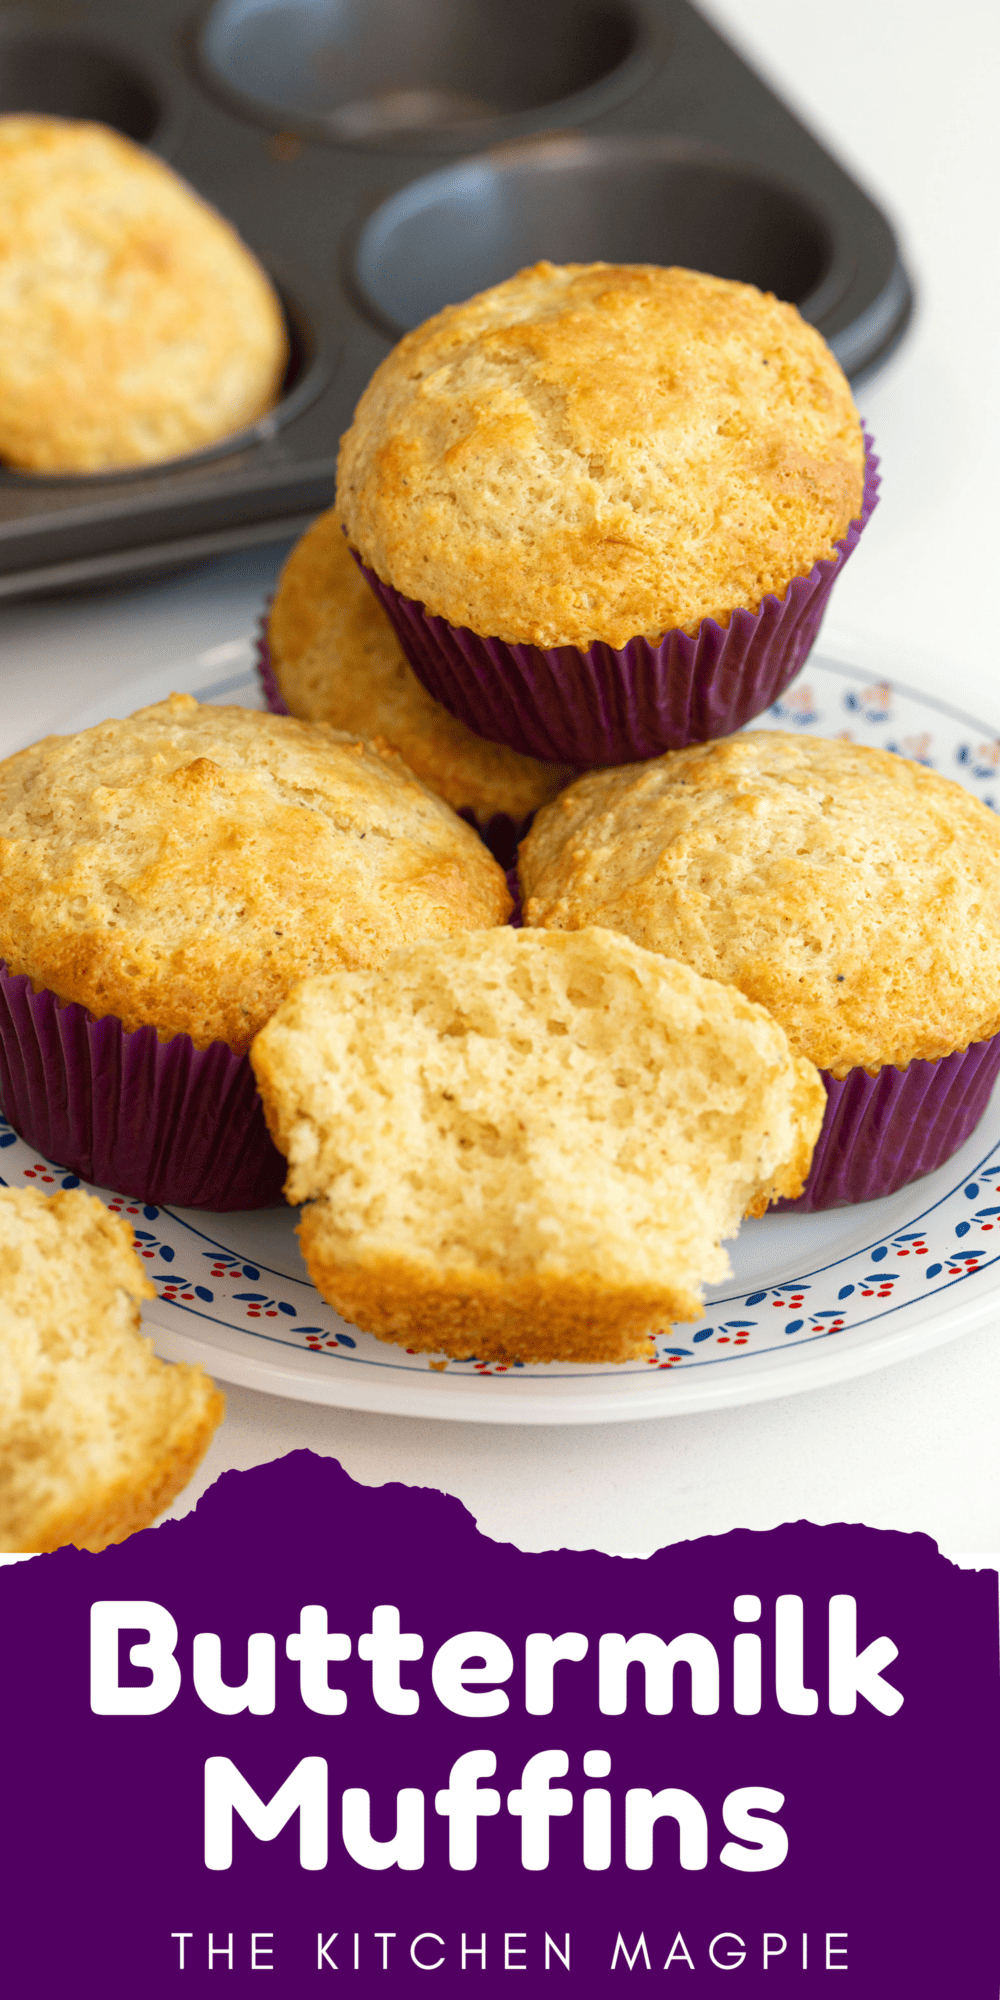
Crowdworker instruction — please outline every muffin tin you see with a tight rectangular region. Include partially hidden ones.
[0,0,912,599]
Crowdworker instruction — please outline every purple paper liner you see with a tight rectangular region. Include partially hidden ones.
[354,435,879,767]
[255,610,288,715]
[256,615,535,870]
[781,1033,1000,1211]
[0,964,286,1210]
[455,805,530,873]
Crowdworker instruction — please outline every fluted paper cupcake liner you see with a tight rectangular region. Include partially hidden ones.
[354,436,879,767]
[255,612,287,716]
[256,615,535,869]
[782,1033,1000,1211]
[0,964,286,1210]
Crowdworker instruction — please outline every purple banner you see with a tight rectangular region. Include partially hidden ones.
[1,1453,995,1994]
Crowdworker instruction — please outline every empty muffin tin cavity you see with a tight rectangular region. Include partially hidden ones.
[197,0,647,146]
[353,137,843,341]
[0,28,160,140]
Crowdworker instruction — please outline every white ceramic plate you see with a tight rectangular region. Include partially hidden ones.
[4,633,1000,1424]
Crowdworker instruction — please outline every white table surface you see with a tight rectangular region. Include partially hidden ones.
[2,0,998,1551]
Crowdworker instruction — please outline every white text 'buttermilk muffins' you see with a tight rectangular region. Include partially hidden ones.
[0,116,288,472]
[0,1186,223,1552]
[250,927,824,1365]
[263,507,576,855]
[520,731,1000,1207]
[0,695,510,1207]
[336,262,876,765]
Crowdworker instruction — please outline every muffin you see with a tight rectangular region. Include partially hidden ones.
[0,694,510,1207]
[336,262,876,766]
[0,116,288,472]
[0,1185,223,1552]
[250,927,824,1364]
[263,505,576,862]
[520,732,1000,1208]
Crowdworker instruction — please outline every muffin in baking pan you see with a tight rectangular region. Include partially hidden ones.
[250,926,824,1364]
[336,261,876,765]
[262,505,576,858]
[0,115,288,473]
[519,731,1000,1207]
[0,695,510,1207]
[0,1185,223,1553]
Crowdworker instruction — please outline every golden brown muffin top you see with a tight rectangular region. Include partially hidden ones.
[268,508,575,821]
[336,261,865,650]
[520,731,1000,1078]
[0,116,287,472]
[0,695,510,1053]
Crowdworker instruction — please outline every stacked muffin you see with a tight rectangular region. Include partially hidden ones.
[261,507,576,865]
[0,694,510,1207]
[335,260,876,766]
[518,733,1000,1208]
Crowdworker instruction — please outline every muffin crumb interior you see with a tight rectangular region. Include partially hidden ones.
[251,927,824,1364]
[0,1186,223,1553]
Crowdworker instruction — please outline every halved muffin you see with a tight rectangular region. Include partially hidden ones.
[251,926,824,1362]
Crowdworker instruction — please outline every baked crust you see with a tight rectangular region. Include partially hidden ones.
[269,509,576,820]
[251,927,824,1363]
[0,694,511,1053]
[0,1185,224,1553]
[337,261,865,649]
[0,115,288,471]
[296,1231,665,1365]
[520,731,1000,1077]
[23,1392,224,1555]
